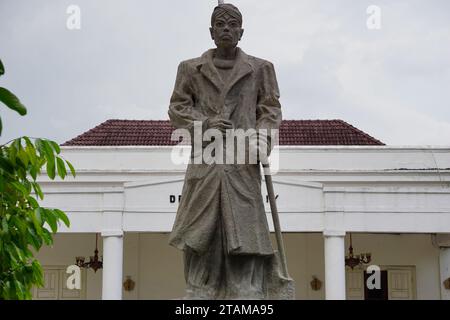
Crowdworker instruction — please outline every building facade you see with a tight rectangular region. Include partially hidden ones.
[32,120,450,300]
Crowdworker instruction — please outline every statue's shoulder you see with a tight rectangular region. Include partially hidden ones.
[245,54,276,71]
[176,57,202,75]
[177,49,211,71]
[178,56,202,67]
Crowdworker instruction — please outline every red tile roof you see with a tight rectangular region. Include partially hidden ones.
[62,119,384,146]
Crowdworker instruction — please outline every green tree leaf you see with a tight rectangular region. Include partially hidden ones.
[26,226,42,251]
[34,138,45,157]
[0,155,14,174]
[29,167,37,180]
[31,182,44,200]
[18,148,30,167]
[14,280,25,300]
[41,140,56,179]
[53,208,70,227]
[11,181,29,196]
[31,260,43,287]
[1,217,9,233]
[8,139,20,165]
[49,140,61,154]
[11,216,26,236]
[56,157,66,179]
[34,208,43,225]
[41,139,54,160]
[0,59,4,76]
[31,208,44,236]
[46,159,56,180]
[23,137,37,167]
[27,195,39,209]
[43,208,58,233]
[0,87,27,116]
[66,160,76,177]
[41,228,53,245]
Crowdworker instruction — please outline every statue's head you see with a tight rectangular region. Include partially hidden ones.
[210,3,244,50]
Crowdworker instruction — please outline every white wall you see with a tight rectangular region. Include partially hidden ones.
[39,146,450,235]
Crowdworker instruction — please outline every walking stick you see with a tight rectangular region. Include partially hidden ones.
[262,163,295,299]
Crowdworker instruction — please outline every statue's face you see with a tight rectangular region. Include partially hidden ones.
[210,13,244,49]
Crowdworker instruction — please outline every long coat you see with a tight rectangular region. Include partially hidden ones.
[168,47,282,256]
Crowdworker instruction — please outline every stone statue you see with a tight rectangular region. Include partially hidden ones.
[168,3,286,299]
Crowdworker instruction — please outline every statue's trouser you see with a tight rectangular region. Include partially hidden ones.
[183,218,268,299]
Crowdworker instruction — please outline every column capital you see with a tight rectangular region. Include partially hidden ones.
[323,230,346,237]
[432,234,450,248]
[101,229,124,237]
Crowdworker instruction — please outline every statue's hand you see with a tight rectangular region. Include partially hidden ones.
[206,118,233,134]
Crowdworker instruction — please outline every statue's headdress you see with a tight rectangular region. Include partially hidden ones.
[211,3,243,26]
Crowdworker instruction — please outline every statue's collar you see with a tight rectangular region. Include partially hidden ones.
[197,47,249,66]
[195,47,253,92]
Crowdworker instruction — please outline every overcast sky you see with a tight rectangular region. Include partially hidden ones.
[0,0,449,145]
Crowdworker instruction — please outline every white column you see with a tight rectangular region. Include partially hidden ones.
[102,230,124,300]
[324,230,346,300]
[439,247,450,300]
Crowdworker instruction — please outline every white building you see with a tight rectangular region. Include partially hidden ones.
[33,120,450,300]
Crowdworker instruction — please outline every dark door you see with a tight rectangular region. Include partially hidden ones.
[364,270,388,300]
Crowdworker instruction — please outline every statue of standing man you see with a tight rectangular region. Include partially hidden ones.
[168,3,283,299]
